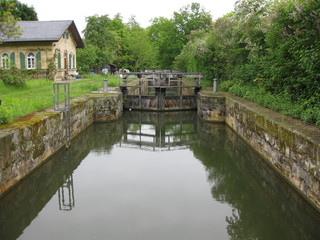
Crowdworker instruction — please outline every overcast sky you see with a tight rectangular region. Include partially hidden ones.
[25,0,237,34]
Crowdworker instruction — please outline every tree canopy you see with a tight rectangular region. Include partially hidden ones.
[0,0,21,41]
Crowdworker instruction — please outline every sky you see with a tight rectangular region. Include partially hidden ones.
[25,0,237,34]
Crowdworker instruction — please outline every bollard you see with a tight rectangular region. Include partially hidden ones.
[103,78,108,92]
[213,78,218,92]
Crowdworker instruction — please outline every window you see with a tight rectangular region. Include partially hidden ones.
[1,53,9,69]
[69,54,75,69]
[63,32,69,39]
[27,53,35,69]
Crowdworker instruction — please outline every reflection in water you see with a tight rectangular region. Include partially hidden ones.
[0,111,319,240]
[120,111,198,151]
[58,174,75,211]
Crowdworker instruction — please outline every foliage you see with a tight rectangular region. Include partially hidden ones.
[77,42,100,73]
[123,18,157,71]
[46,51,57,80]
[221,81,320,126]
[0,67,25,86]
[147,2,212,69]
[173,30,208,72]
[0,0,21,41]
[173,2,212,41]
[78,14,157,72]
[172,0,319,126]
[81,15,116,72]
[12,0,38,20]
[147,17,183,69]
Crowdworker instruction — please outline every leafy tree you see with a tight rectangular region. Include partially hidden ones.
[122,17,157,71]
[148,17,183,69]
[108,14,127,67]
[173,2,212,43]
[148,2,212,69]
[76,41,99,73]
[81,14,117,72]
[173,30,208,72]
[13,0,38,20]
[262,0,320,100]
[0,0,21,41]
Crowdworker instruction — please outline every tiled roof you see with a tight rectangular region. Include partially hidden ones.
[2,20,84,48]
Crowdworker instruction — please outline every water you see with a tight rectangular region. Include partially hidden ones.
[0,111,319,240]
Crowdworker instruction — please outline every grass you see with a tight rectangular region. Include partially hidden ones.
[0,74,121,124]
[220,81,320,127]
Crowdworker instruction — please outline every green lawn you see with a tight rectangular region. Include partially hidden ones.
[0,74,121,124]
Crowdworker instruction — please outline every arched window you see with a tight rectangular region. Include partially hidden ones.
[1,53,9,69]
[27,53,35,69]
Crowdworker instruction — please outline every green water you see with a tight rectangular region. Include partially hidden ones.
[0,111,319,240]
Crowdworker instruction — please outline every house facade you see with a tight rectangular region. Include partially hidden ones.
[0,20,84,80]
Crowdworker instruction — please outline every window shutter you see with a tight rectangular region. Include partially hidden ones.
[69,54,72,69]
[20,52,25,69]
[36,51,41,69]
[58,52,61,69]
[10,52,15,66]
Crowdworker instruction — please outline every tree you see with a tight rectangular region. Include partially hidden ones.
[13,0,38,21]
[122,18,157,71]
[148,2,213,69]
[0,0,21,41]
[173,2,212,43]
[148,17,183,69]
[174,30,208,73]
[76,41,99,73]
[81,14,117,72]
[108,14,128,67]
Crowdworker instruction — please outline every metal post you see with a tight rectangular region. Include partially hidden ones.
[213,78,218,92]
[103,78,108,92]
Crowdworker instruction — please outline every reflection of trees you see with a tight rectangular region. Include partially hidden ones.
[2,111,320,240]
[191,120,320,240]
[0,124,96,240]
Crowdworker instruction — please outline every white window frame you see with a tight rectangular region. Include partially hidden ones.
[27,53,36,69]
[69,54,75,69]
[1,53,9,69]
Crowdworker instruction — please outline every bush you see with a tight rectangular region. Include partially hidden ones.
[0,68,25,86]
[225,81,320,127]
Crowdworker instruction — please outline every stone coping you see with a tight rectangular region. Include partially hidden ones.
[199,92,320,145]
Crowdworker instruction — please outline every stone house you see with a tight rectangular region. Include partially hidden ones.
[0,20,84,80]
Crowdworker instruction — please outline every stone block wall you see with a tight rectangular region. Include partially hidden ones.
[0,93,122,195]
[198,92,320,210]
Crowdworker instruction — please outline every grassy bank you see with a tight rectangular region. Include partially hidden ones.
[0,74,121,124]
[220,81,320,127]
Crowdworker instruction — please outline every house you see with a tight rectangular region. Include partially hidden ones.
[0,20,84,80]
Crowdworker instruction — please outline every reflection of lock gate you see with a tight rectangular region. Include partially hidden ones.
[118,111,199,151]
[119,71,202,111]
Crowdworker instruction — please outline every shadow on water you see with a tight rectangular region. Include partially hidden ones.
[0,111,319,240]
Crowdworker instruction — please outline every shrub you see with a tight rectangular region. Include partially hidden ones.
[0,68,25,86]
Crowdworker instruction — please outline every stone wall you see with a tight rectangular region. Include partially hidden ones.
[197,92,320,210]
[0,92,122,195]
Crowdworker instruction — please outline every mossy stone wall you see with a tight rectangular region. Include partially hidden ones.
[0,93,122,196]
[198,92,320,210]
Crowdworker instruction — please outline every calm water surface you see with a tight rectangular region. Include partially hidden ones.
[0,111,319,240]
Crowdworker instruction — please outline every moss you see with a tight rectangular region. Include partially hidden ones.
[89,93,119,98]
[10,143,17,151]
[22,141,30,149]
[4,162,10,169]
